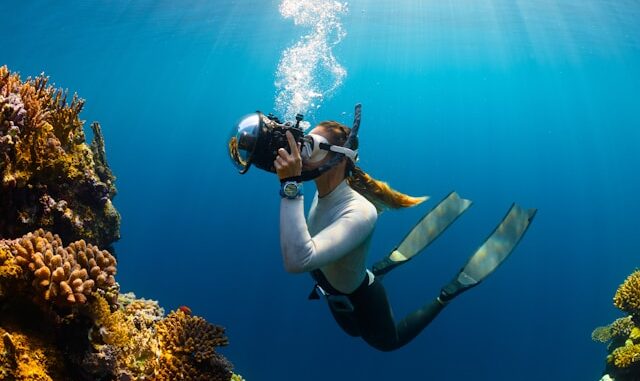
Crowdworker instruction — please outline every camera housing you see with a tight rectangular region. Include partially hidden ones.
[228,111,309,174]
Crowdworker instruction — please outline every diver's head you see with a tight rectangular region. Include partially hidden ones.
[304,121,356,179]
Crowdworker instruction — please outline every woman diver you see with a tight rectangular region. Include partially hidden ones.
[230,104,536,351]
[275,118,454,351]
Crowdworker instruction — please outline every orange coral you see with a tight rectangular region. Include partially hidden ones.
[614,270,640,317]
[0,65,119,248]
[5,229,118,307]
[155,310,232,381]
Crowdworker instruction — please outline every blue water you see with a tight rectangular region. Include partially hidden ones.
[2,0,640,379]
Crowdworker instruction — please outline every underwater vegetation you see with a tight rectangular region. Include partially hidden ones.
[0,66,242,380]
[593,270,640,380]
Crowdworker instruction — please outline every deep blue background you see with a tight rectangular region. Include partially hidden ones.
[2,1,639,379]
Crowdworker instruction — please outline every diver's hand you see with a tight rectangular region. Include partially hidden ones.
[274,131,302,180]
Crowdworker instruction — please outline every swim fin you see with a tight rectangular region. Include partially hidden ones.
[372,191,473,277]
[439,203,537,303]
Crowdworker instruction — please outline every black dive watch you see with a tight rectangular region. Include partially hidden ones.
[280,180,303,199]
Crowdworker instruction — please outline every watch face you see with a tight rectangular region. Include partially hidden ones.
[284,182,298,197]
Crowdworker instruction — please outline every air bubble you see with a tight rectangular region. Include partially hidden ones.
[275,0,348,126]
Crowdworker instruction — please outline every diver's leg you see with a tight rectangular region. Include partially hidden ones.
[327,303,361,337]
[393,298,446,349]
[348,279,400,351]
[348,278,446,351]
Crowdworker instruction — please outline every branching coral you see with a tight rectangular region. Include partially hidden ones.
[3,229,118,307]
[155,309,233,381]
[614,270,640,318]
[0,65,120,249]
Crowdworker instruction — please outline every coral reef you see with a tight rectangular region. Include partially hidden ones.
[0,66,239,381]
[155,310,232,381]
[1,228,118,307]
[1,231,236,380]
[84,293,161,380]
[0,66,120,249]
[614,271,640,317]
[593,317,635,343]
[594,270,640,380]
[0,328,66,381]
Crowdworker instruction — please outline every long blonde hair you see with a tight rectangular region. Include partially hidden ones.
[318,121,426,212]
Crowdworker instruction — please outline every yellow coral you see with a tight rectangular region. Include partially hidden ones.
[0,327,66,380]
[614,270,640,317]
[611,342,640,368]
[155,310,232,381]
[0,242,24,298]
[88,294,131,348]
[84,292,160,378]
[231,373,247,381]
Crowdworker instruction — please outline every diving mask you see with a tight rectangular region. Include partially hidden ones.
[300,134,358,164]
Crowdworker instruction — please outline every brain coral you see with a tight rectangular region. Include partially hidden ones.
[0,65,119,249]
[155,310,232,381]
[614,270,640,317]
[3,229,118,307]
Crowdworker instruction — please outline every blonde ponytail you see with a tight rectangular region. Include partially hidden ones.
[318,120,426,212]
[346,165,426,212]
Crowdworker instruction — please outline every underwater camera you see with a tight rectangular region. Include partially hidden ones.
[228,112,307,174]
[228,104,361,180]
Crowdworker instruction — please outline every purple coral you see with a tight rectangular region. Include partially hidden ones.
[0,92,26,152]
[1,92,26,132]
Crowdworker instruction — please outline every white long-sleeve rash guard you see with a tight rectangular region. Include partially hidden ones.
[280,180,378,294]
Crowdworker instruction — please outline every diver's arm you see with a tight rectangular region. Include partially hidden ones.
[274,129,376,272]
[279,197,376,273]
